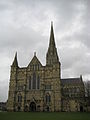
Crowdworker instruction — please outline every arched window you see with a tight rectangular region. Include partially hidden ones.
[38,64,39,70]
[32,73,36,89]
[29,76,31,89]
[46,94,51,103]
[35,64,37,70]
[37,75,40,89]
[18,95,22,103]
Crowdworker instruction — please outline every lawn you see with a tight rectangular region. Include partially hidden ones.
[0,112,90,120]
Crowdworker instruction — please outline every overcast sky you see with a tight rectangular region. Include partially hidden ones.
[0,0,90,102]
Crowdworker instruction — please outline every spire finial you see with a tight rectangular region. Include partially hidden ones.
[49,21,55,46]
[34,52,36,56]
[80,75,82,80]
[15,51,17,58]
[51,21,53,27]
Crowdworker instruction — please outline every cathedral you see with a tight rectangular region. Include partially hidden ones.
[7,22,85,112]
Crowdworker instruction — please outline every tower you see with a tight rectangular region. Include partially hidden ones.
[7,52,18,111]
[45,22,61,111]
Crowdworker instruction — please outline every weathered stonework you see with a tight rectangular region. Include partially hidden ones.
[7,22,85,112]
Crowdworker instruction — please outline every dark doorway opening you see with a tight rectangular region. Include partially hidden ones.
[18,106,21,111]
[80,106,83,112]
[29,102,36,112]
[47,106,49,111]
[37,105,40,111]
[24,105,28,112]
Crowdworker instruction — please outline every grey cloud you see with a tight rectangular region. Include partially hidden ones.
[0,0,90,101]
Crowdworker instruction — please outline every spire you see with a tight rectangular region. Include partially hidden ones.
[12,52,18,67]
[46,22,59,65]
[80,75,82,81]
[49,21,55,47]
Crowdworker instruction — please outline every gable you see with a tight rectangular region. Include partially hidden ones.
[27,55,42,68]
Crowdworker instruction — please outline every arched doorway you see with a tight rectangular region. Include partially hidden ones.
[17,106,21,111]
[80,106,83,112]
[47,106,49,111]
[29,102,36,112]
[24,105,28,112]
[37,105,40,111]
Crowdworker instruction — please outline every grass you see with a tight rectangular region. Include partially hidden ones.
[0,112,90,120]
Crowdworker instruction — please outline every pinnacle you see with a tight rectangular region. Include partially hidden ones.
[12,52,18,67]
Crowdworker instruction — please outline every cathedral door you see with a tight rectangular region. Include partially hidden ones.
[46,106,49,111]
[80,106,83,112]
[24,105,28,112]
[17,106,21,111]
[29,102,36,112]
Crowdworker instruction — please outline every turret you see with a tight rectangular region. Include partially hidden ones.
[7,52,18,111]
[11,52,18,67]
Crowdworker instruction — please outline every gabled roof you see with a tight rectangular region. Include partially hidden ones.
[61,77,83,85]
[28,52,42,67]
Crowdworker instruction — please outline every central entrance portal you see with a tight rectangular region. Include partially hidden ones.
[29,102,36,112]
[80,106,83,112]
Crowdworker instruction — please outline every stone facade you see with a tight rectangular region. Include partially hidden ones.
[61,77,85,112]
[7,22,85,112]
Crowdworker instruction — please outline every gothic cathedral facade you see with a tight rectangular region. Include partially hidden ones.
[7,22,85,112]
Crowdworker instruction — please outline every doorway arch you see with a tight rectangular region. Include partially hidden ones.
[29,102,36,112]
[80,106,83,112]
[47,106,49,111]
[17,106,21,111]
[24,105,28,112]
